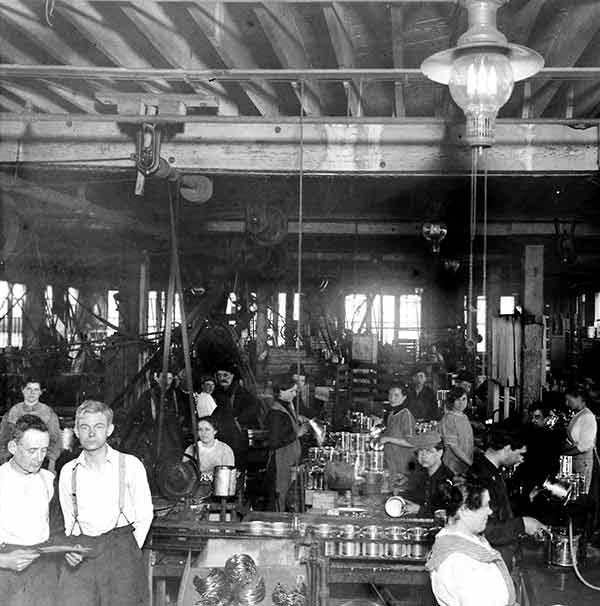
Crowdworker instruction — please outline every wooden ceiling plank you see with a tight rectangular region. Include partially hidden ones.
[500,0,548,47]
[391,5,406,117]
[120,0,238,115]
[0,173,168,241]
[0,118,595,174]
[0,92,24,113]
[0,1,95,66]
[58,0,170,94]
[0,81,69,114]
[323,4,361,116]
[42,81,98,114]
[185,3,280,116]
[253,4,323,116]
[528,3,600,117]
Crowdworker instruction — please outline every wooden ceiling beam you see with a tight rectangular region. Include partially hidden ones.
[58,0,170,95]
[391,5,406,118]
[0,82,68,114]
[119,0,238,115]
[0,118,595,174]
[323,4,362,117]
[199,220,600,238]
[508,2,600,117]
[0,174,168,241]
[253,4,323,116]
[185,3,280,116]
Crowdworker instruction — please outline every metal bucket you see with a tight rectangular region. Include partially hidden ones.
[213,465,237,497]
[546,527,580,567]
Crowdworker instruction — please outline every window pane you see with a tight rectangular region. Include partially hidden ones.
[345,294,367,333]
[148,291,158,334]
[476,295,486,352]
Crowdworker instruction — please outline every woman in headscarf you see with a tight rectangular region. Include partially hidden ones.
[264,374,307,511]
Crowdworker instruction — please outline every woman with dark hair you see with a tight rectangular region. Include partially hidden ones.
[439,386,474,475]
[563,383,597,493]
[182,416,234,476]
[426,477,518,606]
[380,384,416,480]
[265,375,307,511]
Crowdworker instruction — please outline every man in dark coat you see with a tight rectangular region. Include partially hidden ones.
[469,429,548,569]
[406,368,439,421]
[212,363,266,467]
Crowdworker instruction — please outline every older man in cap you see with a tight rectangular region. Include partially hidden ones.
[212,363,266,466]
[400,431,454,516]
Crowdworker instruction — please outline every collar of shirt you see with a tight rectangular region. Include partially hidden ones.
[75,444,117,470]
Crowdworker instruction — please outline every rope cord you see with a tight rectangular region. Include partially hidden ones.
[296,80,305,405]
[482,155,488,379]
[467,146,479,344]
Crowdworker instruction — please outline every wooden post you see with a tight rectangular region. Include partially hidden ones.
[522,245,544,408]
[255,285,268,386]
[486,265,503,418]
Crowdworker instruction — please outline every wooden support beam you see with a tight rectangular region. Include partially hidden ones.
[119,0,237,115]
[522,245,544,408]
[253,4,324,116]
[0,173,168,240]
[323,4,362,117]
[185,2,280,116]
[0,119,596,174]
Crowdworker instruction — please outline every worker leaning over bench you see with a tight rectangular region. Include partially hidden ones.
[57,400,153,606]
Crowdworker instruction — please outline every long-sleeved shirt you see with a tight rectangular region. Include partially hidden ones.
[183,439,234,474]
[0,460,54,545]
[0,402,62,464]
[59,445,153,548]
[440,410,474,475]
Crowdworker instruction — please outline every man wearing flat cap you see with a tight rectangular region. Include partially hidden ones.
[401,431,454,516]
[212,362,266,466]
[406,368,439,421]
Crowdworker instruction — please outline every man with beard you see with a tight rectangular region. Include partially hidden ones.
[212,364,266,466]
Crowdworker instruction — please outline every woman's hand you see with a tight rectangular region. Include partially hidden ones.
[0,549,40,572]
[65,550,85,567]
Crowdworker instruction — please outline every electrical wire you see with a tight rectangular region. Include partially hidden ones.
[569,517,600,591]
[482,154,488,379]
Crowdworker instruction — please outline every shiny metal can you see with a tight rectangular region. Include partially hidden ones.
[559,455,573,476]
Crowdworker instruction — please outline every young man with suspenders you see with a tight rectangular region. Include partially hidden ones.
[58,400,153,606]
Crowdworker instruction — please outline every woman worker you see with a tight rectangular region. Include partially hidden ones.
[426,477,518,606]
[265,374,307,511]
[563,383,597,494]
[379,384,416,482]
[439,386,474,475]
[183,416,235,477]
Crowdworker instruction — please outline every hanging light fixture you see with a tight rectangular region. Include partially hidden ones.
[420,0,543,147]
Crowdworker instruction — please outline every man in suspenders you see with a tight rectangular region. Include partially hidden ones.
[58,400,153,606]
[0,414,57,606]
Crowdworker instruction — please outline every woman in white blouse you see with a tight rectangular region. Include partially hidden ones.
[183,416,235,478]
[563,383,597,493]
[426,477,518,606]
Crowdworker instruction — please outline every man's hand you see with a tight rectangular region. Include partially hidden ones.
[523,516,549,538]
[0,548,40,572]
[65,551,84,567]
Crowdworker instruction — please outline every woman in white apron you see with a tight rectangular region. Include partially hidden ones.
[563,384,597,494]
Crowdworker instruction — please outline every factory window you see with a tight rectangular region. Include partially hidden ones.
[0,281,26,348]
[344,293,422,343]
[595,292,600,327]
[148,290,182,335]
[397,294,421,340]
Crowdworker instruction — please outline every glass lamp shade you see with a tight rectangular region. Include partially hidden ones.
[448,49,514,146]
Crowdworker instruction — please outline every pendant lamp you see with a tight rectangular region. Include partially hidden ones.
[420,0,543,147]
